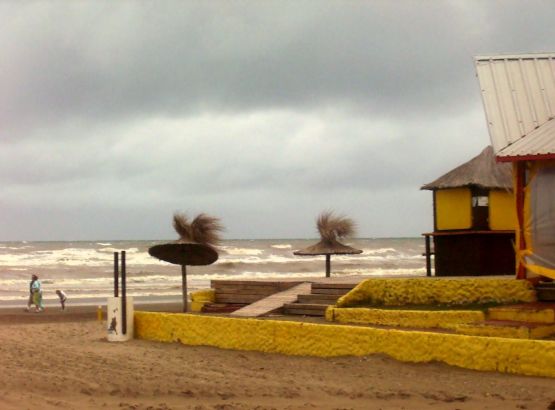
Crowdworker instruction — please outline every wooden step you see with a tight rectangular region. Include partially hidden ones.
[311,283,357,289]
[297,294,339,305]
[311,283,356,294]
[536,284,555,301]
[283,303,328,317]
[310,287,354,295]
[212,280,304,304]
[202,303,246,313]
[456,320,555,339]
[230,283,311,317]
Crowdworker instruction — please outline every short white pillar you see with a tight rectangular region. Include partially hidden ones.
[106,296,134,342]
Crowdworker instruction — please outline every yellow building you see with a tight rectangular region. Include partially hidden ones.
[422,146,516,276]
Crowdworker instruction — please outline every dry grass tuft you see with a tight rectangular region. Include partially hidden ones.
[173,213,192,240]
[191,213,224,246]
[317,211,356,242]
[173,212,223,246]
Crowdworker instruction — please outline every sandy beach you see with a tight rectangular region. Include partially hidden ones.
[0,305,553,410]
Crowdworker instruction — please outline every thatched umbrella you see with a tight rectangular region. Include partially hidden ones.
[294,212,362,278]
[149,213,223,312]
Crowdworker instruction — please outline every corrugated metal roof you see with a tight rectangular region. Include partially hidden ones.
[474,53,555,158]
[497,118,555,160]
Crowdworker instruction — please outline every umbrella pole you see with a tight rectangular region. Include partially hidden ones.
[181,264,188,313]
[325,254,331,278]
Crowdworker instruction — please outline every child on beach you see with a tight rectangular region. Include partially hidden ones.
[56,290,67,310]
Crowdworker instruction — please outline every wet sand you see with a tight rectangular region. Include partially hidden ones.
[0,305,554,410]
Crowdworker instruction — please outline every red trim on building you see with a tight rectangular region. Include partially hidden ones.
[496,153,555,162]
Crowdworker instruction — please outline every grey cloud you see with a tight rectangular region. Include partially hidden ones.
[5,1,553,139]
[0,1,553,240]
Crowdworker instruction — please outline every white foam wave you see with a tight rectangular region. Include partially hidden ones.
[271,244,292,249]
[220,247,263,256]
[0,247,158,268]
[361,247,397,255]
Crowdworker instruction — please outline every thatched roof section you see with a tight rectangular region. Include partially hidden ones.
[294,239,362,256]
[148,213,223,266]
[149,242,218,266]
[421,146,512,191]
[294,212,362,256]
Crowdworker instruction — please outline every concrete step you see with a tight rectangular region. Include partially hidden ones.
[488,303,555,324]
[456,319,555,339]
[297,294,339,305]
[283,303,329,317]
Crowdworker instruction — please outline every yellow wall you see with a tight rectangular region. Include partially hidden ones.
[134,311,555,378]
[489,190,516,230]
[336,278,536,307]
[435,188,472,230]
[326,307,484,329]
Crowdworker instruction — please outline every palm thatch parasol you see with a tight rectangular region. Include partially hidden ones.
[294,212,362,277]
[149,213,223,312]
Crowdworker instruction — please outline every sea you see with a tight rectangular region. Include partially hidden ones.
[0,238,426,308]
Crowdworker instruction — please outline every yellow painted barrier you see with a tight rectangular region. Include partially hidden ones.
[326,307,484,329]
[189,289,216,313]
[456,323,555,340]
[337,278,536,307]
[134,311,555,378]
[190,289,215,302]
[488,306,555,324]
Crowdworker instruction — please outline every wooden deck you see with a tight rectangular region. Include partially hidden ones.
[230,283,311,317]
[209,277,366,317]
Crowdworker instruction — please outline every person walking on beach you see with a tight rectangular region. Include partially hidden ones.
[26,274,38,311]
[56,290,67,310]
[30,275,44,312]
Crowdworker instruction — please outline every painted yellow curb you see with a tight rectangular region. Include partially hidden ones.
[337,278,536,307]
[189,289,216,313]
[488,306,555,324]
[326,307,484,329]
[456,323,555,340]
[134,311,555,378]
[190,289,215,302]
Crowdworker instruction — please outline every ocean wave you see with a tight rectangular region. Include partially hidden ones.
[271,244,292,249]
[219,247,263,256]
[0,238,427,302]
[98,247,139,254]
[360,247,397,254]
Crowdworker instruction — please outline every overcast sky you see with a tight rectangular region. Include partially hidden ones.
[1,1,553,241]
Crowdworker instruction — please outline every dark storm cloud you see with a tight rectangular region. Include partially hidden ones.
[5,1,553,138]
[0,0,553,240]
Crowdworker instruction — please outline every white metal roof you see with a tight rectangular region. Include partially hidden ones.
[497,118,555,160]
[474,53,555,160]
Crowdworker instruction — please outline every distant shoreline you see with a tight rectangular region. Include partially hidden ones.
[0,294,183,310]
[0,236,423,243]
